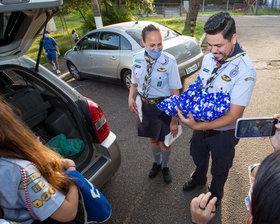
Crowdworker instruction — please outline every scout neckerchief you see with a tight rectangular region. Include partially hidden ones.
[205,42,246,90]
[142,51,157,98]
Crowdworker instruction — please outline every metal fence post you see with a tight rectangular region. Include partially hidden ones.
[202,0,205,12]
[271,0,275,9]
[255,0,259,14]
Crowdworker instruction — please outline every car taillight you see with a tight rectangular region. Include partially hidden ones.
[86,98,110,143]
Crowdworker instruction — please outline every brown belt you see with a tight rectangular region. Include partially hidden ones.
[140,96,168,104]
[204,129,235,134]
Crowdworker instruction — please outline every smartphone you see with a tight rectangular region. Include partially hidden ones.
[235,117,278,138]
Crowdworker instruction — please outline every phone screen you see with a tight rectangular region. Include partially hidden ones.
[235,118,278,138]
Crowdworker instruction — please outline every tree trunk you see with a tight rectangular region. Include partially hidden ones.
[115,0,120,8]
[102,0,112,15]
[90,0,103,28]
[73,0,89,25]
[185,0,200,28]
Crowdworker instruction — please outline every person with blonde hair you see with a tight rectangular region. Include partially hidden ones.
[0,99,79,223]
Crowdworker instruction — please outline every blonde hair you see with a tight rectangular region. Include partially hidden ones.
[0,99,71,194]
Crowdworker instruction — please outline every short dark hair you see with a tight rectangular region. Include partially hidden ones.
[141,24,161,43]
[204,12,236,41]
[251,150,280,224]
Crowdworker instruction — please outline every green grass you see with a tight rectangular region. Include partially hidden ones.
[29,6,280,64]
[26,14,84,64]
[25,5,280,63]
[138,16,205,41]
[26,15,205,63]
[198,8,280,15]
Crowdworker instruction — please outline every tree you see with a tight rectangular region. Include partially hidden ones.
[184,0,200,36]
[123,0,154,15]
[62,0,92,24]
[90,0,103,28]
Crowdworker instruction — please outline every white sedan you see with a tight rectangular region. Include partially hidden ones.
[65,21,204,89]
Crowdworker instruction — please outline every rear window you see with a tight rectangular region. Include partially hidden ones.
[0,11,25,46]
[125,29,142,46]
[125,24,180,47]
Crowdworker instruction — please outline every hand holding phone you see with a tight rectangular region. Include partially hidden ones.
[235,117,279,138]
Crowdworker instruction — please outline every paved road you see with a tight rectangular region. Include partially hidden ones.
[66,15,280,224]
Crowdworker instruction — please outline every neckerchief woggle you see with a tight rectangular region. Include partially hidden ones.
[205,42,246,90]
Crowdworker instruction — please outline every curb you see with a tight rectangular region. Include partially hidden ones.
[59,72,72,81]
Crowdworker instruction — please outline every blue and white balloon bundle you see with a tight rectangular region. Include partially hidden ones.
[157,76,231,121]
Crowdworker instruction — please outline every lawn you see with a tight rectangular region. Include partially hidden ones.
[26,14,205,64]
[138,16,205,40]
[198,9,280,15]
[26,14,84,64]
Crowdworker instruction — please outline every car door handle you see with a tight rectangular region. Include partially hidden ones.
[111,56,117,60]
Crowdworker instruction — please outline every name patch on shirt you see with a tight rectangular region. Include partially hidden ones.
[245,77,255,81]
[221,74,231,82]
[157,68,167,72]
[135,64,141,68]
[229,66,239,78]
[134,59,141,63]
[31,180,45,193]
[203,68,210,73]
[18,172,41,189]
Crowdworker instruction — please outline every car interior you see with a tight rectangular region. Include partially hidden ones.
[0,67,86,161]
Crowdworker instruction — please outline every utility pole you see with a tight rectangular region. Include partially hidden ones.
[90,0,103,29]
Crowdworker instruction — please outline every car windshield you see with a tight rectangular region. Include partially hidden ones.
[125,25,179,47]
[0,11,25,46]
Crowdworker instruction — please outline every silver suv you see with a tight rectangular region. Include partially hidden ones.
[0,0,121,188]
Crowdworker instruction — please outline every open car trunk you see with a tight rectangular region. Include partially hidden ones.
[0,66,92,170]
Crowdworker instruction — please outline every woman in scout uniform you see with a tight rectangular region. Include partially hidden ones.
[0,99,79,223]
[128,24,182,184]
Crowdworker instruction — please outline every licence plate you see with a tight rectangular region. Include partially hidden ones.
[185,64,198,75]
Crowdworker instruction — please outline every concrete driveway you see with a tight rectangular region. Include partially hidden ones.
[67,15,280,224]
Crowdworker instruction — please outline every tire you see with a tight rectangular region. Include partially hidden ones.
[122,70,131,89]
[67,61,83,81]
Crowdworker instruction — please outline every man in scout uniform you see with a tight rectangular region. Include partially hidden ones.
[178,12,256,201]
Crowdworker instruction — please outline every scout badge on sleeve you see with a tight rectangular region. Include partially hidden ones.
[64,171,111,223]
[157,76,231,121]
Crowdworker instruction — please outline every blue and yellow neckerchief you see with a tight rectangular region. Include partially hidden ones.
[205,43,246,90]
[142,51,157,98]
